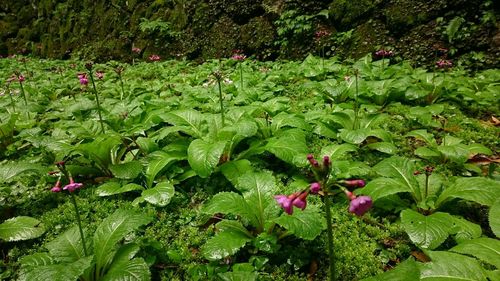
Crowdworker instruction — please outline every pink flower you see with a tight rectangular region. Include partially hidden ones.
[63,178,83,192]
[275,195,294,215]
[310,182,321,194]
[231,53,246,61]
[436,59,452,69]
[323,156,331,168]
[375,49,394,58]
[314,30,331,40]
[78,73,88,85]
[348,196,373,216]
[51,180,62,193]
[292,192,308,210]
[148,54,161,62]
[342,179,366,188]
[18,75,25,83]
[307,154,319,167]
[95,71,104,80]
[132,47,141,54]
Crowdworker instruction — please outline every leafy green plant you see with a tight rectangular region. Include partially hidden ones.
[0,216,45,242]
[18,209,153,281]
[201,171,325,262]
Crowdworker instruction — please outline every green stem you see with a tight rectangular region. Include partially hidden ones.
[7,87,15,113]
[70,193,88,257]
[324,194,335,281]
[88,71,106,134]
[353,69,359,130]
[239,62,244,90]
[424,173,430,199]
[217,78,225,126]
[18,81,30,119]
[119,74,126,101]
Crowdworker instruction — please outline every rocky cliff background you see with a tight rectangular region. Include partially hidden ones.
[1,0,499,68]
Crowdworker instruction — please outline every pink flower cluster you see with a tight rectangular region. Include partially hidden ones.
[78,73,88,85]
[231,50,246,61]
[435,59,452,69]
[274,153,373,217]
[148,54,161,62]
[132,47,141,54]
[375,49,394,58]
[95,70,104,80]
[315,29,331,39]
[50,162,84,193]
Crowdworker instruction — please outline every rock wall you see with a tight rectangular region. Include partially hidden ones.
[0,0,498,68]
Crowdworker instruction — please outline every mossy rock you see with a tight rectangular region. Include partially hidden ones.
[328,0,376,28]
[202,16,240,58]
[240,17,276,54]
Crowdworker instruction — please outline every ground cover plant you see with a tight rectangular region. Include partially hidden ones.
[0,52,498,281]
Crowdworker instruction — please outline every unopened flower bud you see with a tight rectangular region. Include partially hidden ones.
[310,182,321,194]
[342,179,366,188]
[323,155,331,168]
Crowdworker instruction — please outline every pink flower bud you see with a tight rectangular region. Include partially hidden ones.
[342,179,366,188]
[310,182,321,194]
[323,156,331,168]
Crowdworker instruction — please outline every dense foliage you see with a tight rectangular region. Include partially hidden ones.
[0,53,499,280]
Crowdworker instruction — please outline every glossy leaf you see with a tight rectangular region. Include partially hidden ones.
[400,210,454,250]
[373,156,421,202]
[359,177,410,202]
[202,192,256,226]
[0,162,47,182]
[450,238,500,268]
[97,182,144,197]
[93,209,153,272]
[361,259,420,281]
[45,226,85,263]
[320,143,358,160]
[145,151,185,187]
[265,129,308,167]
[490,199,500,238]
[187,139,227,178]
[19,255,93,281]
[109,161,143,179]
[436,177,500,207]
[220,160,253,186]
[274,206,325,240]
[366,142,398,154]
[141,181,175,207]
[202,222,253,261]
[0,216,45,242]
[421,251,488,280]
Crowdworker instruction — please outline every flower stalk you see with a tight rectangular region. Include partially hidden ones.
[86,63,106,133]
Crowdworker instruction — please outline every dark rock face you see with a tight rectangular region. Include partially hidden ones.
[1,0,498,68]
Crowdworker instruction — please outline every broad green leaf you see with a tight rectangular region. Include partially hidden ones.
[187,139,227,178]
[19,255,93,281]
[202,225,253,261]
[45,226,85,263]
[421,251,487,280]
[442,135,463,146]
[320,143,358,160]
[416,173,444,199]
[265,129,308,167]
[446,16,465,43]
[373,157,421,202]
[237,172,276,229]
[468,143,492,155]
[400,210,453,250]
[449,216,482,243]
[366,142,397,154]
[415,147,441,158]
[361,259,420,281]
[145,151,185,188]
[339,128,370,144]
[216,220,253,238]
[359,178,410,202]
[218,271,258,281]
[220,160,253,186]
[102,256,150,281]
[330,160,372,179]
[162,109,206,138]
[437,144,469,163]
[109,161,143,179]
[450,238,500,268]
[271,112,310,131]
[436,177,500,207]
[0,216,45,242]
[93,209,153,272]
[490,199,500,238]
[19,252,54,267]
[406,130,437,146]
[141,181,175,207]
[0,162,47,182]
[77,135,122,170]
[135,136,158,154]
[202,192,256,226]
[97,182,144,197]
[274,206,325,240]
